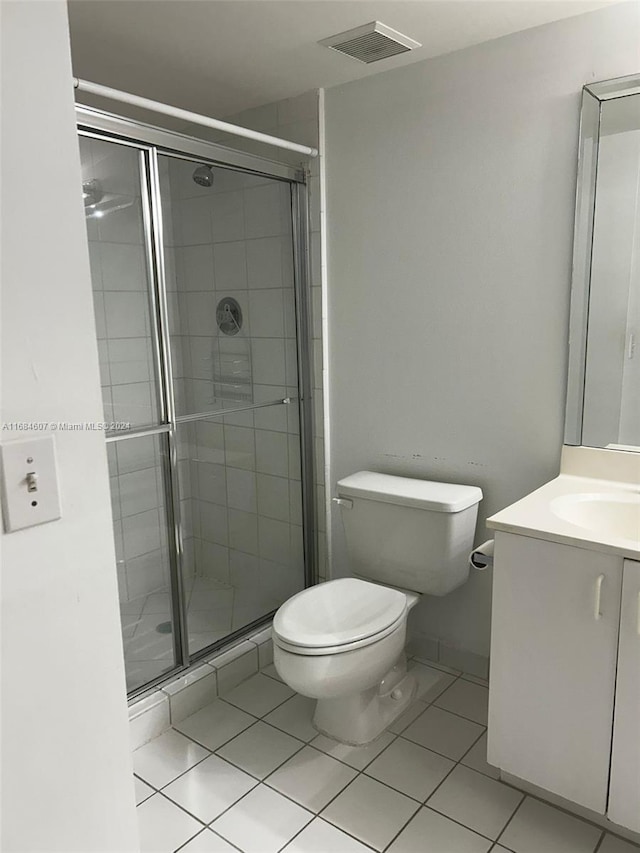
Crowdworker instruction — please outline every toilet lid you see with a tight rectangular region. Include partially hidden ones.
[273,578,407,649]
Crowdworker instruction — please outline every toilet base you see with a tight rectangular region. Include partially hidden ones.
[312,658,418,746]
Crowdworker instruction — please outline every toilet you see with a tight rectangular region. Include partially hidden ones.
[273,471,483,745]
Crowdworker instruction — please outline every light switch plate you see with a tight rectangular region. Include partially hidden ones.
[1,435,62,532]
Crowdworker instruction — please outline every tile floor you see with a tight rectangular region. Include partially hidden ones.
[133,658,640,853]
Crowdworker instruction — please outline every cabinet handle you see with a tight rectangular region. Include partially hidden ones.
[594,574,605,621]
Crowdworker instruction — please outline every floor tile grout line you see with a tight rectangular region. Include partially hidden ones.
[396,723,487,765]
[214,731,309,792]
[154,736,315,841]
[377,800,423,853]
[593,830,608,853]
[492,794,529,847]
[135,735,216,793]
[172,825,244,853]
[306,718,487,850]
[203,758,317,841]
[277,814,379,853]
[427,790,523,844]
[218,683,297,720]
[154,787,214,829]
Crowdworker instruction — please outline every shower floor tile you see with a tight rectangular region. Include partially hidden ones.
[134,658,640,853]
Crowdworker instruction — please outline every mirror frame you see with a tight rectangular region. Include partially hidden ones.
[564,73,640,446]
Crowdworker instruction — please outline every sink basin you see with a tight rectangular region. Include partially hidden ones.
[551,492,640,542]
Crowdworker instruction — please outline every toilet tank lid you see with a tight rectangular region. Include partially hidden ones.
[336,471,483,512]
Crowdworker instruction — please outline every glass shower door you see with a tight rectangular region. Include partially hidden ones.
[79,133,181,692]
[79,119,311,695]
[158,156,306,657]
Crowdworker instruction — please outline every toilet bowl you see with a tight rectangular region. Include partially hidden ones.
[273,471,483,746]
[273,577,420,745]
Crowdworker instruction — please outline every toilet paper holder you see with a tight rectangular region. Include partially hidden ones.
[469,539,494,570]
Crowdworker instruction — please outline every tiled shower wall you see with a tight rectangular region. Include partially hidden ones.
[219,89,328,583]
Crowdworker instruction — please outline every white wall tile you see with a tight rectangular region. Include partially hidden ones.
[108,337,153,385]
[180,245,215,291]
[97,198,144,245]
[186,292,215,336]
[211,191,244,243]
[251,338,286,386]
[177,196,212,245]
[216,645,259,694]
[162,665,218,724]
[195,420,225,464]
[199,540,230,583]
[104,291,148,338]
[126,550,167,599]
[197,462,227,505]
[258,516,290,564]
[111,380,154,426]
[226,468,257,513]
[92,291,107,339]
[199,501,229,546]
[256,430,288,477]
[249,289,284,337]
[246,237,283,289]
[223,425,255,471]
[214,241,247,290]
[228,508,259,555]
[122,509,162,559]
[100,242,147,291]
[257,474,289,522]
[118,466,159,517]
[244,184,285,239]
[129,691,171,750]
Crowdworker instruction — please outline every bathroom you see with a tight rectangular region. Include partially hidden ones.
[1,0,639,851]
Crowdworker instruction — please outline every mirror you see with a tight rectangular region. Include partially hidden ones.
[565,75,640,451]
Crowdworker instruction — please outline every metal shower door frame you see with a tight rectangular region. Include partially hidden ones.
[78,106,316,698]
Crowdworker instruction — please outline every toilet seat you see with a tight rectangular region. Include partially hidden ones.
[273,578,407,656]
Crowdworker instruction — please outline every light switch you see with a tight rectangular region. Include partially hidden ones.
[1,435,62,532]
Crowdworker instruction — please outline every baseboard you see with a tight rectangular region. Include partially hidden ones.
[408,632,490,680]
[129,624,274,750]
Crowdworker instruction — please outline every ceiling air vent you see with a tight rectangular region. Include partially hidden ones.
[319,21,421,64]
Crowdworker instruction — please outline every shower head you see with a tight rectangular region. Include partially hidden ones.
[192,165,214,188]
[83,178,103,207]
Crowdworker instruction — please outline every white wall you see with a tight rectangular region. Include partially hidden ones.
[324,2,640,664]
[0,2,139,850]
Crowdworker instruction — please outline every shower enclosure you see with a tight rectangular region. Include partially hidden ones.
[77,106,314,696]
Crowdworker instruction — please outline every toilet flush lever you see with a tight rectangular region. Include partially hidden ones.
[332,497,353,510]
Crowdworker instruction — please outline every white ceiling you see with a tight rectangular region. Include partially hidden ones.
[68,0,616,118]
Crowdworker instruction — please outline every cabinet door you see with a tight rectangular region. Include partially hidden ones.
[608,559,640,832]
[487,532,622,813]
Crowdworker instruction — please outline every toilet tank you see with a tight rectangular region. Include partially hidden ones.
[336,472,483,596]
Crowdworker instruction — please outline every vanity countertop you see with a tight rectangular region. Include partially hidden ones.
[487,447,640,560]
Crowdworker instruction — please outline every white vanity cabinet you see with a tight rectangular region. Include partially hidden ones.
[487,532,639,829]
[608,560,640,833]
